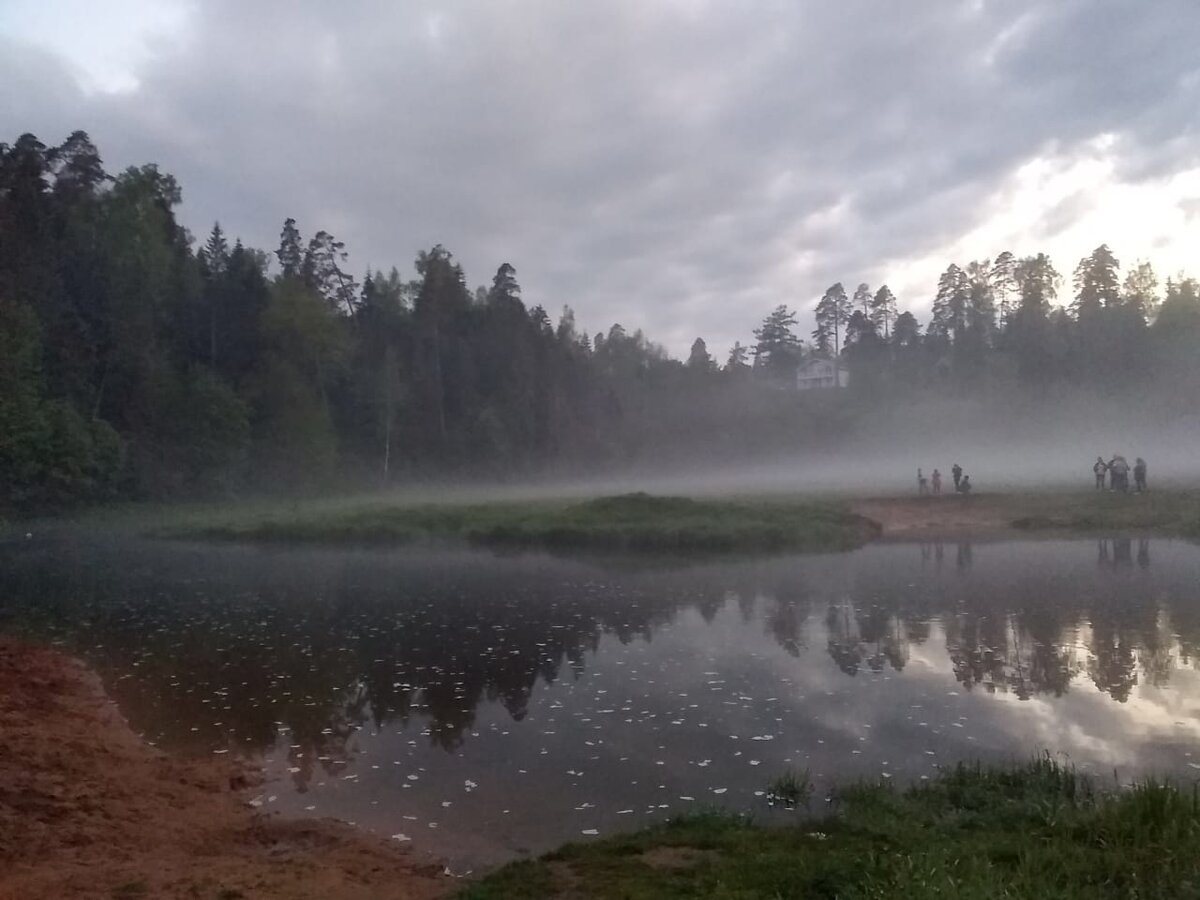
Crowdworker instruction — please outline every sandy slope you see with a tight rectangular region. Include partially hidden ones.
[0,637,451,900]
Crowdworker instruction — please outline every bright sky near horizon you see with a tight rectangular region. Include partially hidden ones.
[3,0,1198,355]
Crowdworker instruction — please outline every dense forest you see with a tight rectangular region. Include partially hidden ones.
[2,130,1198,510]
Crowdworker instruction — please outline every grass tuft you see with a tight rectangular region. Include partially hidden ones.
[765,768,813,808]
[461,756,1200,899]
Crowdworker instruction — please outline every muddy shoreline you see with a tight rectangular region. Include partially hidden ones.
[0,636,451,900]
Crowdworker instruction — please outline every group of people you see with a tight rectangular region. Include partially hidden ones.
[1093,454,1147,492]
[918,462,971,496]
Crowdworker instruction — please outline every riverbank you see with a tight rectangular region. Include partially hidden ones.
[165,488,1200,551]
[462,759,1200,899]
[0,636,450,900]
[851,489,1200,539]
[10,486,1200,553]
[11,635,1200,900]
[169,492,881,553]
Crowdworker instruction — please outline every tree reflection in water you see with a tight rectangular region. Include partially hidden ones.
[0,536,1196,773]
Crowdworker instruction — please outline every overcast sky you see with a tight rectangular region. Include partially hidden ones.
[3,0,1199,356]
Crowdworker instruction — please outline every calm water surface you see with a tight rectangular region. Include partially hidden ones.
[3,533,1200,870]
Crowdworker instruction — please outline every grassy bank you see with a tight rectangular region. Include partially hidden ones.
[176,492,881,553]
[852,489,1200,538]
[1006,489,1200,535]
[26,486,1200,549]
[463,758,1200,899]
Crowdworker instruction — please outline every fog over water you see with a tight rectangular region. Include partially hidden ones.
[346,393,1200,502]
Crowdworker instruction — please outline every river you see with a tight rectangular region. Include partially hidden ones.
[2,533,1198,872]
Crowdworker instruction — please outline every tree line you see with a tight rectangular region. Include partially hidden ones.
[2,131,1198,509]
[754,248,1199,391]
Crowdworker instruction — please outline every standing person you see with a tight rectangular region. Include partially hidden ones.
[917,468,928,496]
[931,469,942,495]
[1093,456,1108,490]
[951,463,963,492]
[1134,457,1147,492]
[1109,454,1129,492]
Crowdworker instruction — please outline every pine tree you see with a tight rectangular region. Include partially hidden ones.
[869,285,897,338]
[852,282,872,316]
[47,130,106,203]
[931,264,968,342]
[990,251,1017,328]
[1015,254,1060,321]
[302,230,357,316]
[753,305,802,380]
[891,311,920,347]
[686,337,715,373]
[487,262,523,311]
[725,341,750,374]
[276,217,303,279]
[1072,244,1121,319]
[1010,253,1060,381]
[814,283,851,355]
[964,260,995,339]
[201,222,230,277]
[1121,261,1159,322]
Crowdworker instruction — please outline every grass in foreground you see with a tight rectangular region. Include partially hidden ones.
[174,492,880,553]
[462,757,1200,899]
[766,768,814,809]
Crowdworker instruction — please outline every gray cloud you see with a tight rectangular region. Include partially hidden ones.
[3,0,1198,354]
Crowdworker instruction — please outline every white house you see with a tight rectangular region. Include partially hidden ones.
[796,357,849,390]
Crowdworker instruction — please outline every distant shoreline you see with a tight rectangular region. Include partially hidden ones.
[850,490,1200,540]
[7,487,1199,552]
[156,488,1200,551]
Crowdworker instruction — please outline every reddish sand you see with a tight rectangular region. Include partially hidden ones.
[850,495,1013,536]
[0,636,451,900]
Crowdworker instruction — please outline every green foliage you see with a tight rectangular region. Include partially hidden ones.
[2,128,1198,514]
[462,758,1200,899]
[0,296,122,509]
[179,492,880,553]
[244,357,338,483]
[814,283,851,355]
[39,399,122,504]
[765,767,813,808]
[149,367,250,491]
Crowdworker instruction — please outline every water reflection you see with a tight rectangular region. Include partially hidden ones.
[3,535,1200,862]
[1,537,1195,757]
[956,542,973,570]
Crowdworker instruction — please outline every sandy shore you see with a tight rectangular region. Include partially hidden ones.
[847,490,1198,538]
[849,494,1016,536]
[0,636,451,900]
